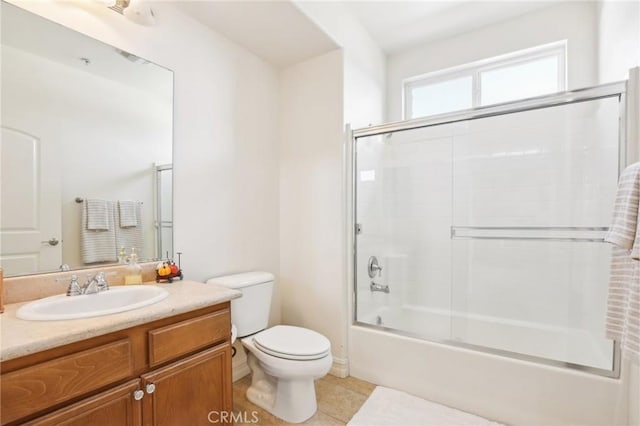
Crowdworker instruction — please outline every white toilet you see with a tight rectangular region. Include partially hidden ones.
[206,272,332,423]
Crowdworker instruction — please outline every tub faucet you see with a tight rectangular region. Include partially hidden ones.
[370,281,390,293]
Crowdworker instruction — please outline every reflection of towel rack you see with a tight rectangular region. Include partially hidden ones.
[75,197,143,204]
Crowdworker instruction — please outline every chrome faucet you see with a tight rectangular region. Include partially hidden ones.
[95,272,109,292]
[66,272,110,296]
[370,281,390,293]
[82,274,100,295]
[66,275,82,296]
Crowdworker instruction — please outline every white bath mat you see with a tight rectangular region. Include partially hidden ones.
[348,386,502,426]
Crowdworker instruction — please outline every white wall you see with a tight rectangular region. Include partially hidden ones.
[386,2,599,122]
[10,1,282,322]
[2,45,171,266]
[278,49,345,364]
[294,1,386,128]
[278,2,385,375]
[597,0,640,84]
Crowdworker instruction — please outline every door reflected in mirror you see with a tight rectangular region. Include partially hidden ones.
[0,2,174,277]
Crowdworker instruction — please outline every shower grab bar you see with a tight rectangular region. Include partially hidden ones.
[450,226,609,243]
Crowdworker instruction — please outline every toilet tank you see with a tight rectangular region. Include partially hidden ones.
[206,272,274,337]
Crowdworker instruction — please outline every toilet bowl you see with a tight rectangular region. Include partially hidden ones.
[242,325,332,423]
[206,272,333,423]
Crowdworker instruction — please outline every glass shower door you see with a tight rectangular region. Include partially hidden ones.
[354,123,457,342]
[353,87,622,375]
[450,96,620,371]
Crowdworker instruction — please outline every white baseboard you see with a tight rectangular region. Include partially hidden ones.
[232,341,251,382]
[233,360,251,382]
[330,356,349,378]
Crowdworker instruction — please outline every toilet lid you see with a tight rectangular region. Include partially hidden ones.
[253,325,330,360]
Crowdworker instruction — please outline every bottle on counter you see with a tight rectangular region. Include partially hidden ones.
[124,247,143,285]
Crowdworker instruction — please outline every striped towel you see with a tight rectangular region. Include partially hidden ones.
[115,202,144,257]
[86,199,111,230]
[605,162,640,359]
[81,200,117,264]
[118,200,138,227]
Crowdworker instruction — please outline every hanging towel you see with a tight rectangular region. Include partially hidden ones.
[86,199,111,230]
[81,200,117,263]
[118,200,139,227]
[115,201,144,256]
[605,162,640,360]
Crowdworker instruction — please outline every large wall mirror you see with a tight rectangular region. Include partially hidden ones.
[0,2,174,277]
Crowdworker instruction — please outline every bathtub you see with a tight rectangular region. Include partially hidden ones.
[349,312,628,426]
[359,305,614,372]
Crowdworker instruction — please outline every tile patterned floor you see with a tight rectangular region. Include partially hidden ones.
[232,375,376,425]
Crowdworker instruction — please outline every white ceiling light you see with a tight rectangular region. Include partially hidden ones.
[123,0,155,26]
[99,0,156,26]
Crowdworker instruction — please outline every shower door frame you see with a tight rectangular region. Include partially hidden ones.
[351,81,628,378]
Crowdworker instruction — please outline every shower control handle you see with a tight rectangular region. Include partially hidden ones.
[368,256,382,278]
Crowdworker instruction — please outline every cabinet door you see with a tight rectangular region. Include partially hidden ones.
[25,379,142,426]
[141,343,232,426]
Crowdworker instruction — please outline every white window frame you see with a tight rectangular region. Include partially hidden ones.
[403,41,567,120]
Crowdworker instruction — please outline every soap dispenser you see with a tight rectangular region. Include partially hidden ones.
[124,248,143,285]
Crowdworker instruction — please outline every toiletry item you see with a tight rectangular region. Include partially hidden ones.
[124,247,143,285]
[118,246,127,264]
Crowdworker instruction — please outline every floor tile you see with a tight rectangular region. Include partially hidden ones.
[321,375,376,397]
[232,374,376,425]
[314,378,369,423]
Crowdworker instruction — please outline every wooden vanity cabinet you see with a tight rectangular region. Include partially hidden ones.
[141,344,231,426]
[23,380,143,426]
[0,302,232,426]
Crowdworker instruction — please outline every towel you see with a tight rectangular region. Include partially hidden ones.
[86,199,111,230]
[605,162,640,360]
[118,200,138,227]
[81,200,117,263]
[115,202,144,257]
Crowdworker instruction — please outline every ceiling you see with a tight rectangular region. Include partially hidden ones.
[176,1,338,68]
[344,1,556,53]
[175,1,558,65]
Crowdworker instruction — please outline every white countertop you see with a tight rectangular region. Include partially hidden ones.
[0,280,241,362]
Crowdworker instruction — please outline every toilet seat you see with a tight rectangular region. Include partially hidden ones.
[253,325,330,361]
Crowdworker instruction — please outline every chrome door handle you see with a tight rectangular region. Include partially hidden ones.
[42,238,59,246]
[133,390,144,400]
[145,383,156,394]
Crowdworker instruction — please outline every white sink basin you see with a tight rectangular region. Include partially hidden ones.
[16,285,169,321]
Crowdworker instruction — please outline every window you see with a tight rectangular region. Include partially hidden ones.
[403,42,566,120]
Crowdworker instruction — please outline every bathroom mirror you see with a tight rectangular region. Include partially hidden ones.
[0,2,174,277]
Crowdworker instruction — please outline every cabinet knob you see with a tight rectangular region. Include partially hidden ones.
[133,390,144,401]
[146,383,156,394]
